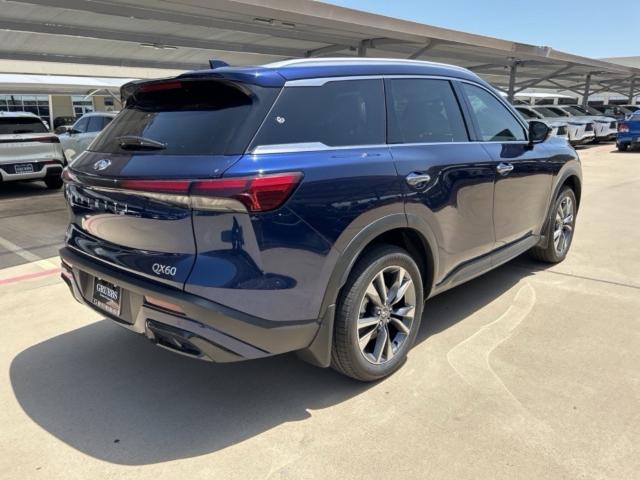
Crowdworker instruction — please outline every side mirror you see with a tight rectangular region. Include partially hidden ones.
[528,121,551,144]
[55,125,76,135]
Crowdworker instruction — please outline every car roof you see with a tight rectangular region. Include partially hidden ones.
[0,111,42,118]
[173,57,486,88]
[80,111,118,118]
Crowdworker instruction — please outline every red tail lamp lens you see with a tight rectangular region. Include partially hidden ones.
[192,172,302,212]
[138,81,183,93]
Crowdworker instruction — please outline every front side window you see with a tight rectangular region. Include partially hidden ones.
[386,78,468,143]
[251,79,385,149]
[460,83,526,141]
[73,117,89,133]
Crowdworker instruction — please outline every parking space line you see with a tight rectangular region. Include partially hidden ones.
[0,236,60,269]
[0,267,61,286]
[0,235,41,263]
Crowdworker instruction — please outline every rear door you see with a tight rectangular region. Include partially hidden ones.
[456,81,553,247]
[386,77,497,284]
[65,79,278,288]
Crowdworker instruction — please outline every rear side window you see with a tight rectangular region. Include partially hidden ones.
[251,79,385,149]
[90,81,277,155]
[0,117,47,134]
[386,78,468,143]
[460,83,526,141]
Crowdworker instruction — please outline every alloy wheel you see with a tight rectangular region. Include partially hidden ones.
[357,266,416,365]
[553,195,574,256]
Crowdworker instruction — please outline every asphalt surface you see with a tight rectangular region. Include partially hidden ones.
[1,144,639,480]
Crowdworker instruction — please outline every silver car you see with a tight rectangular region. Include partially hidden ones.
[57,112,117,162]
[530,106,595,146]
[0,112,65,189]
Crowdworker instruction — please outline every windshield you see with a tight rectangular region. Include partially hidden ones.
[90,80,278,155]
[584,106,602,115]
[533,107,561,118]
[516,108,538,119]
[563,106,586,116]
[0,117,48,135]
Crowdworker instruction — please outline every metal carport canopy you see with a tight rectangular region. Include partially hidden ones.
[0,0,638,100]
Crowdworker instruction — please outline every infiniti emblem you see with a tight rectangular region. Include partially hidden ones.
[93,159,111,171]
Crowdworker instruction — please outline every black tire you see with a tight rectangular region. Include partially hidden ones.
[331,245,424,382]
[530,187,577,263]
[617,143,628,152]
[44,175,63,189]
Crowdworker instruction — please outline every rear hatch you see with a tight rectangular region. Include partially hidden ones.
[0,117,62,169]
[64,78,278,288]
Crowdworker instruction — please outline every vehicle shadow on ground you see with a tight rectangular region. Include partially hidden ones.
[0,181,58,200]
[10,258,535,465]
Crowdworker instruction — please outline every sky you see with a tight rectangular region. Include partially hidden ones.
[325,0,638,59]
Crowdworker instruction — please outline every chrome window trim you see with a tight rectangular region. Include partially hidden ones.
[248,74,531,154]
[250,142,389,155]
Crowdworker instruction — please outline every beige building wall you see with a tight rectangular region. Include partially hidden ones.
[92,95,122,112]
[50,95,73,119]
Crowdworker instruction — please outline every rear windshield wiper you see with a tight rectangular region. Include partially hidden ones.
[117,135,167,150]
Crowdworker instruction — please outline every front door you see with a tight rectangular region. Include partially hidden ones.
[456,82,553,246]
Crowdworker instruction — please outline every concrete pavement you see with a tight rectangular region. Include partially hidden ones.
[1,144,639,479]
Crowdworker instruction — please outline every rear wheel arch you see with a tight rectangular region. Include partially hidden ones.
[297,216,438,368]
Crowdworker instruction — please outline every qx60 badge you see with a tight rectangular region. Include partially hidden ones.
[93,159,111,171]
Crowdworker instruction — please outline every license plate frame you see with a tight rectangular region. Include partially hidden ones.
[14,163,34,174]
[91,278,122,316]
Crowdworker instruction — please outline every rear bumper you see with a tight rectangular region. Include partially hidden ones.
[0,160,64,182]
[60,246,320,363]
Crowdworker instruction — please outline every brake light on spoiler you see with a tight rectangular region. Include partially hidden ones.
[118,172,302,213]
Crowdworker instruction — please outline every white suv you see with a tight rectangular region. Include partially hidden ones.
[0,112,65,189]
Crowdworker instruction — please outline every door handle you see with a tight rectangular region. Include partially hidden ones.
[496,163,514,175]
[405,172,432,187]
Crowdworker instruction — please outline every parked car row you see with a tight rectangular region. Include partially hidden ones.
[514,104,618,145]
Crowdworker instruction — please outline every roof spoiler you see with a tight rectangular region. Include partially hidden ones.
[209,60,229,69]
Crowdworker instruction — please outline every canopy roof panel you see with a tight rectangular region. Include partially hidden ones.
[0,0,636,96]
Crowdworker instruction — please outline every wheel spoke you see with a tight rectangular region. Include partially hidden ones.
[365,283,384,308]
[390,317,410,334]
[373,325,388,363]
[385,327,394,360]
[359,327,377,350]
[553,228,562,240]
[373,272,388,305]
[358,316,379,329]
[391,278,413,306]
[393,305,415,318]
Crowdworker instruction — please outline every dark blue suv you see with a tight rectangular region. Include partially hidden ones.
[60,59,582,381]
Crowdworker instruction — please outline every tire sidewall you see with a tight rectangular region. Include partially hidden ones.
[339,248,424,380]
[546,187,577,262]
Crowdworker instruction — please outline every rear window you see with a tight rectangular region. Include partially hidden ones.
[90,80,277,155]
[0,117,47,135]
[250,79,385,149]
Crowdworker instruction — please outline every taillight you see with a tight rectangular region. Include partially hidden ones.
[116,172,302,212]
[62,167,78,183]
[34,136,60,143]
[192,172,302,212]
[138,80,182,93]
[618,123,629,133]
